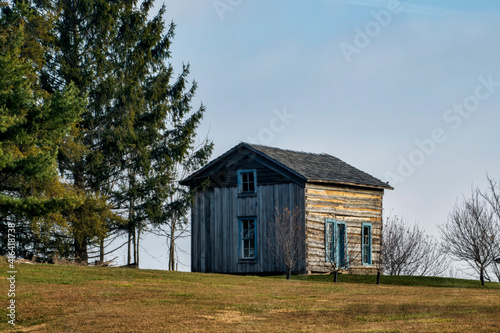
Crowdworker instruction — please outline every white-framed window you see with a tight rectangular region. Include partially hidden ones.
[237,170,257,194]
[239,217,256,259]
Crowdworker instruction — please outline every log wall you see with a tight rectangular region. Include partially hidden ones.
[305,183,384,274]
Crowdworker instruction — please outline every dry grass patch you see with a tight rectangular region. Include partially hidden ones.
[0,263,499,332]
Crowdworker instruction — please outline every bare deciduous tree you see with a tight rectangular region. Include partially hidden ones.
[492,259,500,283]
[323,208,363,282]
[481,176,500,282]
[483,176,500,220]
[324,220,356,282]
[151,139,212,270]
[383,214,449,277]
[440,189,500,285]
[150,218,190,271]
[268,206,305,280]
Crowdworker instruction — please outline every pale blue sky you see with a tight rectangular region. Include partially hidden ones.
[136,0,500,271]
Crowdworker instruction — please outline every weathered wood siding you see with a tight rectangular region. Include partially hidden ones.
[206,159,292,188]
[305,183,384,274]
[191,182,306,274]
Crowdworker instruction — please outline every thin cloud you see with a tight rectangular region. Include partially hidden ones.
[338,0,493,18]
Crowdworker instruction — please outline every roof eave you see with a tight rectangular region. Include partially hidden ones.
[179,142,309,186]
[179,142,247,186]
[306,179,394,191]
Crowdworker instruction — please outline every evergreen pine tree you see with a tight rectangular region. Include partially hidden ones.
[0,2,84,257]
[35,0,213,264]
[0,2,83,217]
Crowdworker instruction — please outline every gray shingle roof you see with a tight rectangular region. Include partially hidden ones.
[181,142,393,190]
[246,143,393,190]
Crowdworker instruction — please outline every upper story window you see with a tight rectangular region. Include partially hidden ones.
[238,170,257,194]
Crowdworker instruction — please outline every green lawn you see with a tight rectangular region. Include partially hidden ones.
[281,272,500,289]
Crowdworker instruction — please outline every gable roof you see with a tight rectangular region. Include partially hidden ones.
[180,142,393,190]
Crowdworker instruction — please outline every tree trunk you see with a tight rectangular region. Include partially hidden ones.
[286,268,291,280]
[129,196,136,265]
[334,271,338,283]
[99,238,104,264]
[73,167,88,264]
[376,271,381,285]
[169,236,175,271]
[74,237,88,264]
[127,230,132,265]
[132,225,136,264]
[480,269,485,286]
[169,215,176,271]
[136,227,141,267]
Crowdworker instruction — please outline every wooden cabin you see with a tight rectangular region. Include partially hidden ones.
[180,143,393,275]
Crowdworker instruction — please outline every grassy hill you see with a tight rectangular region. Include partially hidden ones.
[1,262,500,332]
